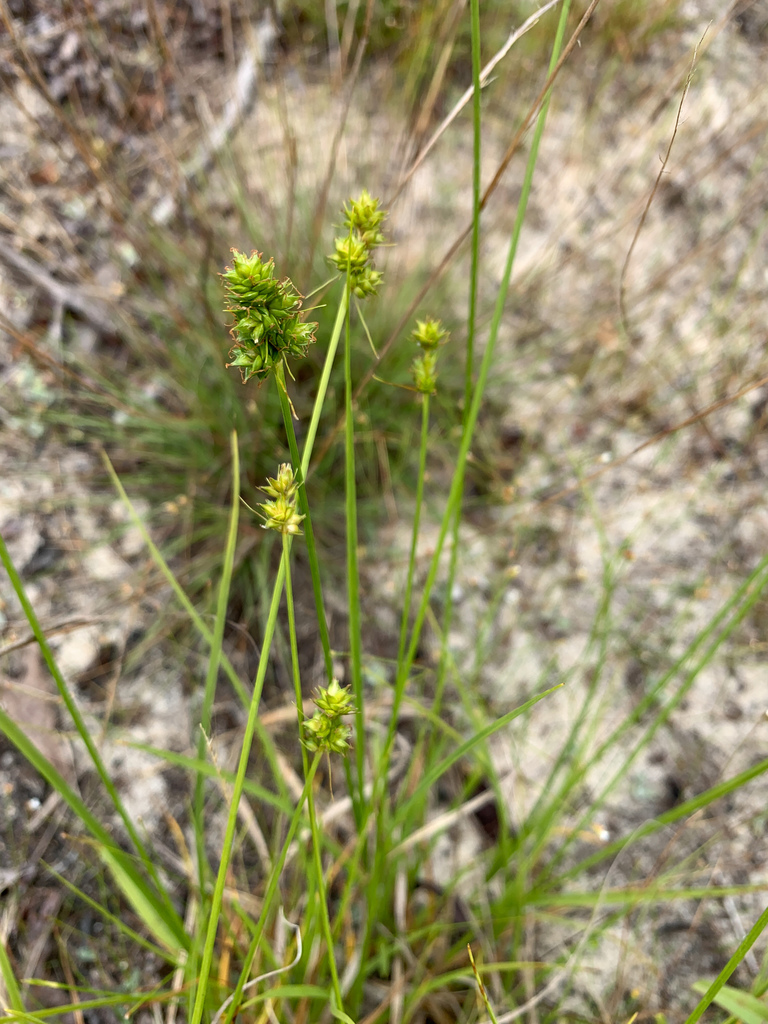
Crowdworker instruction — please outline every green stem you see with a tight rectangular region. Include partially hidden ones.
[222,753,322,1024]
[430,503,460,721]
[291,282,359,815]
[283,533,310,776]
[384,0,573,787]
[397,392,430,665]
[354,12,571,1005]
[302,289,349,479]
[276,363,334,684]
[283,464,347,1009]
[189,549,288,1024]
[433,0,483,722]
[355,10,574,990]
[684,903,768,1024]
[306,751,345,1015]
[343,283,365,811]
[194,433,240,906]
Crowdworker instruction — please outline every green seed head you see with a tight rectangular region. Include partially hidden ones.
[314,678,355,717]
[222,250,317,383]
[304,680,355,755]
[411,350,438,394]
[258,463,305,535]
[342,189,387,250]
[328,192,388,300]
[328,234,370,278]
[261,462,299,501]
[411,317,448,351]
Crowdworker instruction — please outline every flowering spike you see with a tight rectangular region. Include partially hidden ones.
[410,316,448,395]
[257,463,305,535]
[304,679,355,755]
[412,350,438,394]
[411,317,448,351]
[222,250,317,383]
[342,189,387,249]
[328,191,388,300]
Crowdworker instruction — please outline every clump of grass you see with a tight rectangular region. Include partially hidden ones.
[2,4,768,1024]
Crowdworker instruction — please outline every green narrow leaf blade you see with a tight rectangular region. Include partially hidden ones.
[691,982,768,1024]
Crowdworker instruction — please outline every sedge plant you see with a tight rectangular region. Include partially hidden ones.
[3,5,768,1024]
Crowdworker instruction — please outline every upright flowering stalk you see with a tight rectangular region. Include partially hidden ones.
[398,317,450,668]
[223,250,317,384]
[325,191,388,818]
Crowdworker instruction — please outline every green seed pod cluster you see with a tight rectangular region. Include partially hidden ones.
[411,350,439,394]
[342,188,386,249]
[411,317,448,395]
[258,463,305,536]
[412,317,448,351]
[304,679,355,755]
[328,191,387,299]
[222,250,317,384]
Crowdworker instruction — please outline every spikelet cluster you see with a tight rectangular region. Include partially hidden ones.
[328,190,387,299]
[411,317,449,395]
[258,463,305,536]
[304,679,355,755]
[223,250,317,384]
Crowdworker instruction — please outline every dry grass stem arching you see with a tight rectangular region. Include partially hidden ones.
[312,0,602,473]
[618,35,704,339]
[389,0,564,206]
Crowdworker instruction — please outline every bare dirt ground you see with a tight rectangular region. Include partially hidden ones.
[1,1,767,1020]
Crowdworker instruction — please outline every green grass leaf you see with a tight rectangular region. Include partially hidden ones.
[0,929,24,1015]
[0,704,187,957]
[691,982,768,1024]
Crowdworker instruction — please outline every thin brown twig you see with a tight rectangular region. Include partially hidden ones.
[389,0,564,206]
[618,34,704,337]
[535,371,768,511]
[0,236,116,335]
[0,618,108,659]
[312,0,602,474]
[617,31,728,459]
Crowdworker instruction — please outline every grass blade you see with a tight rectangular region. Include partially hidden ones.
[0,704,187,955]
[0,534,185,949]
[690,982,768,1024]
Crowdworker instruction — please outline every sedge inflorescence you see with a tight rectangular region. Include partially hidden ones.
[258,463,305,536]
[328,189,387,299]
[222,250,317,384]
[411,316,449,395]
[304,679,355,755]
